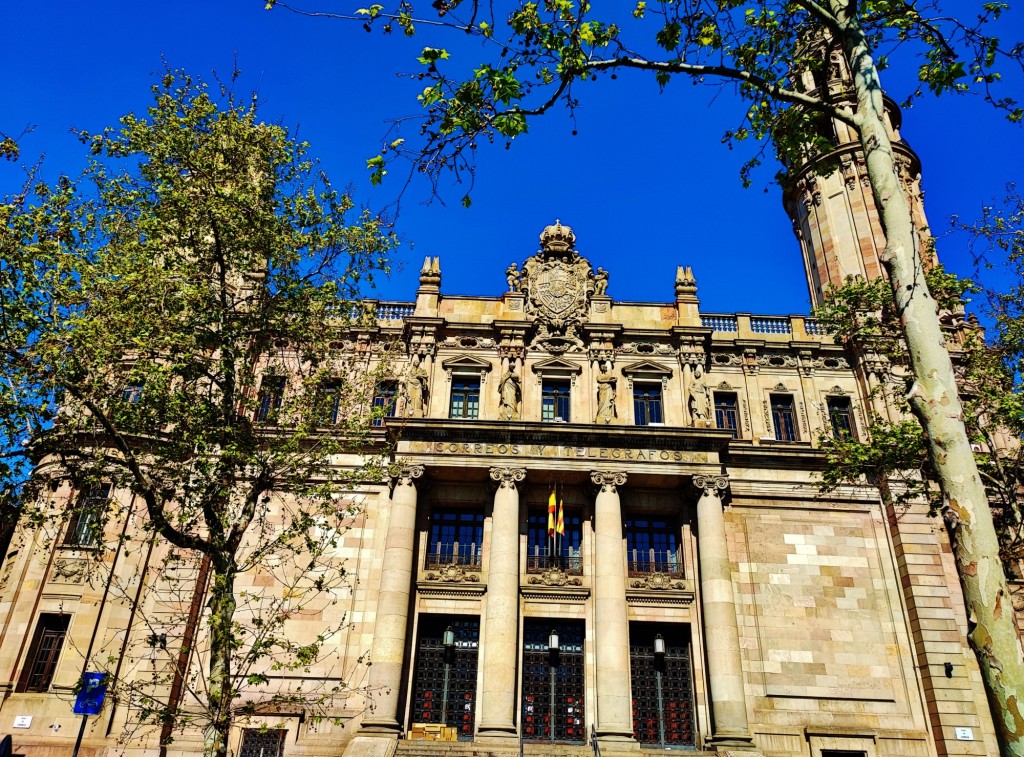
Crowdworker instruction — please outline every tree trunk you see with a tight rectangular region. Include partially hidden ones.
[834,6,1024,754]
[204,562,237,757]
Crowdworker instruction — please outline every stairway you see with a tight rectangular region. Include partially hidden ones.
[393,740,715,757]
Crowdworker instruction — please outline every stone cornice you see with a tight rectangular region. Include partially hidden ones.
[387,418,733,454]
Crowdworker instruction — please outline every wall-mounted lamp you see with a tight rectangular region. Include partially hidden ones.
[443,625,455,650]
[548,629,560,654]
[654,633,666,658]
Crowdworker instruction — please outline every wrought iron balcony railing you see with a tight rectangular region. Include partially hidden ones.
[424,542,483,571]
[525,549,583,576]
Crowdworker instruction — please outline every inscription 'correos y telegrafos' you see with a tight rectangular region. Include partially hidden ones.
[411,441,707,463]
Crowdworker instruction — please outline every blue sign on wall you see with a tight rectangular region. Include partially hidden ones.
[73,672,108,715]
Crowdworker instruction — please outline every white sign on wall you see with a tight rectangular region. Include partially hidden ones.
[13,715,32,728]
[955,727,975,741]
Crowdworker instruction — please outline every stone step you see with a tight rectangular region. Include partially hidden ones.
[393,740,713,757]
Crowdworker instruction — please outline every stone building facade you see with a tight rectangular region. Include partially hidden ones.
[0,58,1007,757]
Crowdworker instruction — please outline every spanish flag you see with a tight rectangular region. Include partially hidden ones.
[547,489,556,537]
[556,495,565,536]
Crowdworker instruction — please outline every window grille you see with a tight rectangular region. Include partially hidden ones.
[18,614,70,693]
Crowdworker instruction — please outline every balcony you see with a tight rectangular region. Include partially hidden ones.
[420,542,483,587]
[627,547,692,598]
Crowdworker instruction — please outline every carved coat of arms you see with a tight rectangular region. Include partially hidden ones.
[511,221,601,353]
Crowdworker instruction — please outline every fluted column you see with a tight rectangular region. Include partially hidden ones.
[478,466,526,739]
[591,470,635,743]
[360,465,424,735]
[693,474,754,748]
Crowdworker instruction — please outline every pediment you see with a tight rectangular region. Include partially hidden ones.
[531,357,583,375]
[620,360,674,378]
[441,355,494,373]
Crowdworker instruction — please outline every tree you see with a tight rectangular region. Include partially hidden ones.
[815,265,1024,572]
[266,0,1024,749]
[0,71,397,757]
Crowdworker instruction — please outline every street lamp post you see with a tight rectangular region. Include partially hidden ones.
[441,625,455,727]
[548,629,560,743]
[654,633,667,749]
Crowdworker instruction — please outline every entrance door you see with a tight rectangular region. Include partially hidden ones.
[521,619,585,743]
[630,624,695,747]
[409,616,479,740]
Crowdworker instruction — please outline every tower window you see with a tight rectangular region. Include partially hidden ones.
[450,378,480,419]
[65,484,110,548]
[256,376,285,423]
[633,384,663,426]
[542,380,571,422]
[714,393,739,438]
[771,395,797,442]
[827,396,855,439]
[18,614,70,693]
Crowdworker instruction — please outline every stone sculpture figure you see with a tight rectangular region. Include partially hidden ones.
[403,355,429,418]
[595,362,617,424]
[505,263,521,293]
[688,364,711,427]
[593,267,609,296]
[498,363,522,420]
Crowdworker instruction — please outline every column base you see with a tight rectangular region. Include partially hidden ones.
[595,724,637,743]
[341,734,399,757]
[356,717,402,736]
[705,730,759,751]
[476,723,518,740]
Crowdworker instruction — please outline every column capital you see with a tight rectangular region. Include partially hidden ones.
[488,466,526,490]
[390,464,425,489]
[693,474,729,497]
[591,470,627,493]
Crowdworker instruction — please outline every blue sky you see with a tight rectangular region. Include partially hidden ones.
[2,1,1022,315]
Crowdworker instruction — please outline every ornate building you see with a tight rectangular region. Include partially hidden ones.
[0,57,1005,757]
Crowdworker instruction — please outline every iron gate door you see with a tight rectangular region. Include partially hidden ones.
[521,619,585,743]
[630,624,695,747]
[409,616,479,740]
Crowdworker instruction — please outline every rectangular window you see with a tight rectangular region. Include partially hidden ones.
[315,379,343,425]
[449,378,480,419]
[426,510,484,569]
[238,729,287,757]
[633,384,663,426]
[65,484,110,548]
[771,395,797,442]
[256,376,285,423]
[541,380,571,422]
[526,510,583,574]
[624,518,682,577]
[119,382,144,403]
[714,393,739,438]
[17,613,70,693]
[372,381,398,427]
[827,396,855,439]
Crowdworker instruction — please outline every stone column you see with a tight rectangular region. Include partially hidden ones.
[693,474,754,749]
[591,470,635,743]
[478,466,526,739]
[359,465,424,735]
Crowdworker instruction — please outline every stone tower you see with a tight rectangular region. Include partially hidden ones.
[783,40,933,307]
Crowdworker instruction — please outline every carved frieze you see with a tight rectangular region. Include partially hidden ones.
[51,557,88,584]
[630,572,685,591]
[423,564,481,584]
[528,568,582,587]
